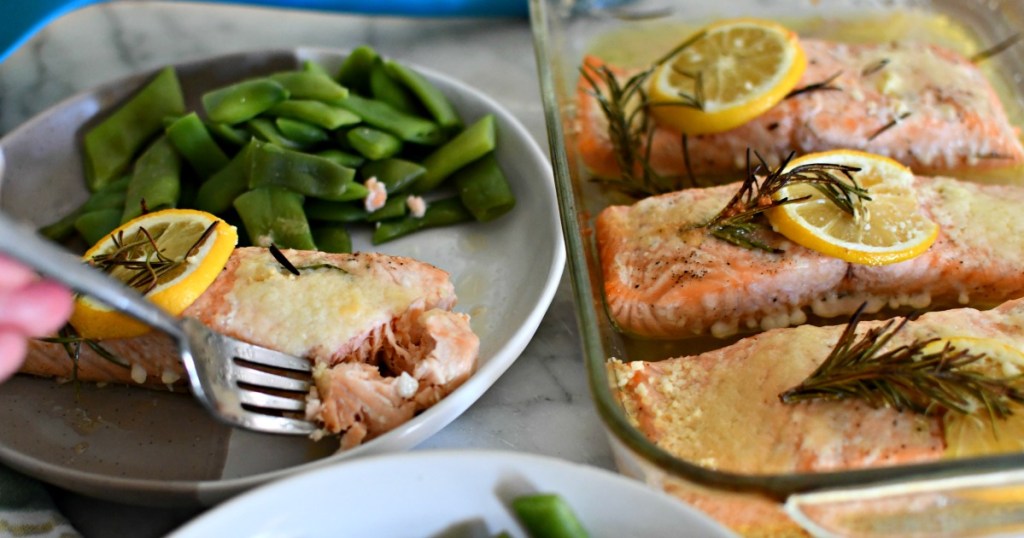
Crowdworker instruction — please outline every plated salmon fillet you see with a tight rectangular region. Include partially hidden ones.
[578,39,1024,181]
[597,173,1024,339]
[22,247,479,447]
[607,297,1024,535]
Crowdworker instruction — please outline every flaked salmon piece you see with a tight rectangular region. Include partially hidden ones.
[21,247,479,447]
[597,174,1024,339]
[578,39,1024,181]
[608,298,1024,534]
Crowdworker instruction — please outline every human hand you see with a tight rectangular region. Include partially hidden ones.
[0,255,73,382]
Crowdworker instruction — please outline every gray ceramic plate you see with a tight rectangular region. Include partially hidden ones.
[0,48,564,507]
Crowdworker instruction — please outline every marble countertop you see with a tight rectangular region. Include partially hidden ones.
[0,3,613,536]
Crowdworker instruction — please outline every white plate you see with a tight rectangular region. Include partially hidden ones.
[168,450,737,537]
[0,48,564,506]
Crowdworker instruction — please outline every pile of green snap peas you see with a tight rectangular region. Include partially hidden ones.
[41,45,516,252]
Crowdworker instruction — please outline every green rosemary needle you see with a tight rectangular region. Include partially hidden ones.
[705,150,868,251]
[579,30,707,197]
[779,305,1024,420]
[89,222,217,294]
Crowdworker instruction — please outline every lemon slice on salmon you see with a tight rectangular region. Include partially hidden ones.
[69,208,238,340]
[647,18,806,135]
[924,337,1024,459]
[766,149,939,266]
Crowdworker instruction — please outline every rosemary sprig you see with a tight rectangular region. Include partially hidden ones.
[89,222,217,294]
[970,33,1023,64]
[867,111,912,141]
[581,30,707,197]
[786,70,843,99]
[269,243,300,275]
[861,58,890,77]
[705,150,868,251]
[779,305,1024,419]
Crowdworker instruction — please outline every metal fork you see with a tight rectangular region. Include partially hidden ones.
[0,211,316,435]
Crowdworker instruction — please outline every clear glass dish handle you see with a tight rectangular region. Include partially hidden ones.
[785,468,1024,537]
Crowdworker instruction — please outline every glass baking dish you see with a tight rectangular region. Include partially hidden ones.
[529,0,1024,535]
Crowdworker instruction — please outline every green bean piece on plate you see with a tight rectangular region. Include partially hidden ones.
[372,196,471,244]
[247,141,356,201]
[274,117,329,146]
[413,114,496,193]
[453,154,516,222]
[267,100,361,130]
[74,208,123,246]
[247,117,307,150]
[304,199,369,223]
[82,66,185,192]
[511,494,590,538]
[336,44,379,96]
[268,71,348,102]
[360,158,426,194]
[121,136,183,223]
[233,186,315,250]
[369,60,420,115]
[347,126,403,160]
[194,140,255,215]
[202,78,289,124]
[384,59,462,132]
[165,112,230,179]
[311,223,352,253]
[334,94,444,146]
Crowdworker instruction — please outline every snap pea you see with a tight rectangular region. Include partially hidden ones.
[360,158,425,193]
[316,148,365,169]
[83,66,185,192]
[122,136,182,223]
[302,59,332,78]
[206,121,251,147]
[165,112,230,179]
[366,196,407,222]
[412,114,496,193]
[202,78,289,124]
[511,494,590,538]
[39,176,130,241]
[74,209,123,246]
[453,154,515,222]
[384,59,461,132]
[337,45,379,96]
[370,61,419,115]
[248,141,356,201]
[334,94,444,145]
[247,117,306,150]
[194,140,254,215]
[305,199,369,222]
[275,117,329,146]
[269,71,348,102]
[311,224,352,254]
[372,196,471,244]
[347,127,402,160]
[233,186,315,250]
[267,100,360,130]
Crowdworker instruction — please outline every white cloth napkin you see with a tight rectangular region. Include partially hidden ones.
[0,465,79,538]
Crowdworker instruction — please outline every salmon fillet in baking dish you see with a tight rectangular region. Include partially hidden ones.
[577,39,1024,181]
[596,174,1024,339]
[21,247,479,448]
[607,297,1024,535]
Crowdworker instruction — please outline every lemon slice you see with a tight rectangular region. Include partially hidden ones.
[69,208,238,340]
[926,337,1024,459]
[766,149,939,266]
[647,18,806,135]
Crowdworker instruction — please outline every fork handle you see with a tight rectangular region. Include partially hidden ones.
[0,211,185,339]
